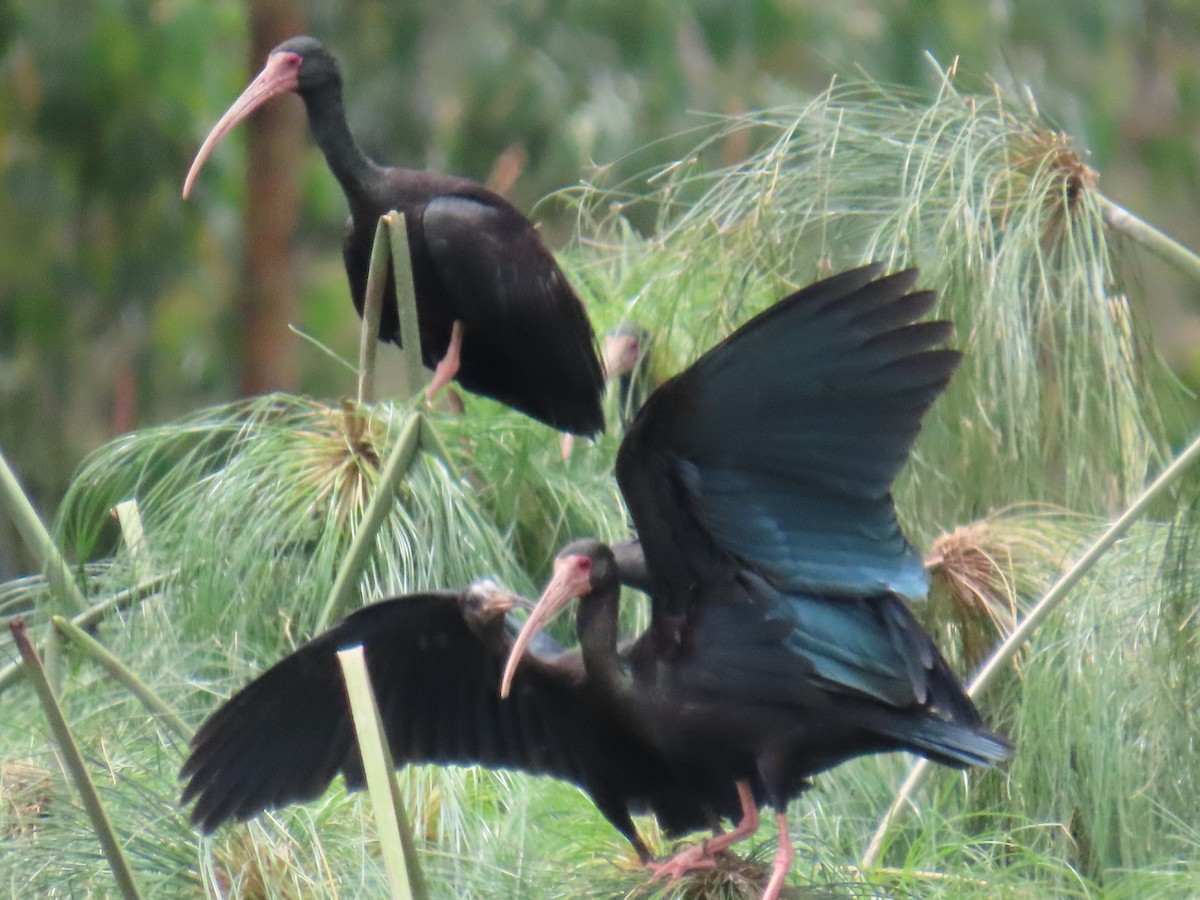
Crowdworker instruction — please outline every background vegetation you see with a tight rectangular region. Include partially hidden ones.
[4,0,1200,576]
[4,1,1200,898]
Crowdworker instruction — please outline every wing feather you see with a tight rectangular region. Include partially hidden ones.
[422,196,605,434]
[180,591,735,838]
[617,265,958,613]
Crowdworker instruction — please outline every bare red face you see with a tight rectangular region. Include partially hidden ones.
[498,553,594,698]
[603,333,642,379]
[182,51,304,198]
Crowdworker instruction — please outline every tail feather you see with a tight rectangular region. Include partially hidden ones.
[884,714,1013,769]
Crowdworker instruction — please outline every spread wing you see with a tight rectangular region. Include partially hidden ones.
[616,265,960,624]
[422,195,605,435]
[180,592,725,837]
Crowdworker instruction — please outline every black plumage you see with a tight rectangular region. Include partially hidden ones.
[501,265,1012,898]
[184,36,605,435]
[180,582,746,862]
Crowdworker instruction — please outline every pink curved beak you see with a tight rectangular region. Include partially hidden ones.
[499,556,590,698]
[182,51,303,198]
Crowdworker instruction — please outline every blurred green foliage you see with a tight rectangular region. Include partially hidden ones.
[3,0,1200,578]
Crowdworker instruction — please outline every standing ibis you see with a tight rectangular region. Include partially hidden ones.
[501,265,1013,899]
[184,36,605,436]
[179,581,752,864]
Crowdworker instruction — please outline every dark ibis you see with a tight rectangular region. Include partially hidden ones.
[184,36,605,436]
[501,265,1013,899]
[561,323,655,459]
[603,322,656,427]
[180,581,751,863]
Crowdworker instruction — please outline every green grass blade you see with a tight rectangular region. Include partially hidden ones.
[337,645,428,900]
[0,571,174,696]
[0,444,89,613]
[358,218,389,405]
[1099,195,1200,286]
[862,427,1200,868]
[315,412,424,632]
[9,617,143,900]
[385,211,425,399]
[112,499,150,580]
[42,619,65,697]
[417,415,460,482]
[51,615,192,743]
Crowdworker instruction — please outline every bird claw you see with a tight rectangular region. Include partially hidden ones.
[646,842,719,885]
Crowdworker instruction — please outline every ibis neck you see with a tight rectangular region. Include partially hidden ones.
[575,588,628,695]
[299,85,381,214]
[612,539,651,594]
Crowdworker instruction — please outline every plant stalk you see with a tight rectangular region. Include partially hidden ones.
[337,646,427,900]
[0,445,89,613]
[357,218,389,406]
[385,211,426,399]
[0,571,175,696]
[861,427,1200,869]
[43,620,65,697]
[52,616,192,742]
[418,416,461,482]
[1098,195,1200,287]
[10,618,143,900]
[315,413,424,632]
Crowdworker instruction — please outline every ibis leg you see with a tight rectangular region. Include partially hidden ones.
[761,810,793,900]
[647,780,759,883]
[426,320,464,402]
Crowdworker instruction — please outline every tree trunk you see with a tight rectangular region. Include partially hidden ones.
[239,0,307,395]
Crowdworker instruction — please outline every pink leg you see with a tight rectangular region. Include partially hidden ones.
[426,320,464,402]
[647,781,759,884]
[559,433,576,461]
[761,811,794,900]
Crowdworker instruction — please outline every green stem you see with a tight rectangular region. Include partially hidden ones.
[861,427,1200,869]
[337,646,428,900]
[0,445,89,613]
[418,416,461,482]
[1098,194,1200,287]
[315,413,424,632]
[289,324,359,375]
[357,218,389,406]
[43,620,65,697]
[52,616,192,743]
[385,211,426,399]
[0,571,175,696]
[10,618,143,900]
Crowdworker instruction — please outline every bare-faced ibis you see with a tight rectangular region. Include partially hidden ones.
[184,36,605,435]
[603,322,656,427]
[180,581,751,863]
[501,265,1013,899]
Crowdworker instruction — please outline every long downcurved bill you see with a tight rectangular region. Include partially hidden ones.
[182,51,303,198]
[498,556,589,698]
